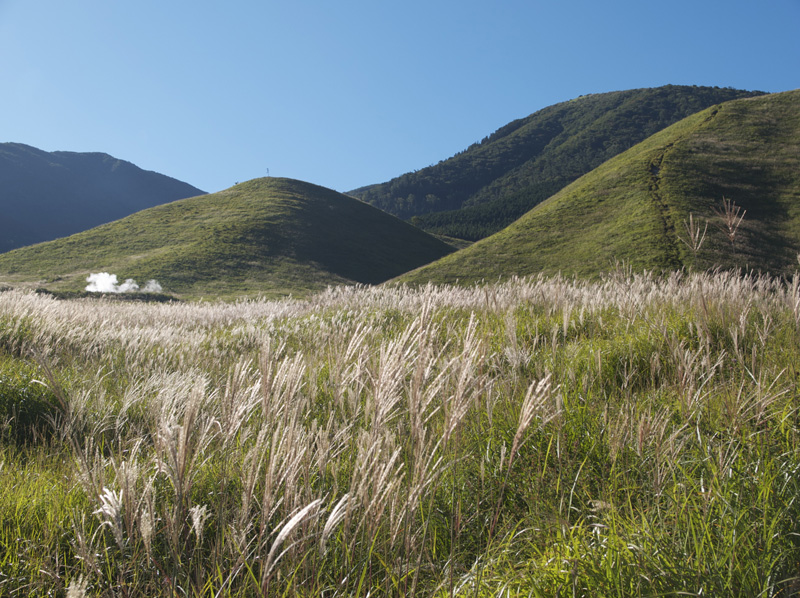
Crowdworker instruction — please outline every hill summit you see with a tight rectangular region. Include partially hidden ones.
[0,177,455,298]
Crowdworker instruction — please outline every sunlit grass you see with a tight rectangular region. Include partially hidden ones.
[1,269,800,595]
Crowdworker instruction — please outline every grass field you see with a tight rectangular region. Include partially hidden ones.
[2,268,800,596]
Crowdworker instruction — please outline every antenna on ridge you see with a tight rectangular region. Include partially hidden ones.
[266,168,270,177]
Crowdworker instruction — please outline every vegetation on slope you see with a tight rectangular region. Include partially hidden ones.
[2,270,800,596]
[0,143,205,253]
[0,177,455,298]
[352,86,763,239]
[399,90,800,286]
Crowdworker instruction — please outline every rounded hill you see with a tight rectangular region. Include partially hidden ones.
[0,177,455,298]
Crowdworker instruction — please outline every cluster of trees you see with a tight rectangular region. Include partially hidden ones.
[410,179,568,241]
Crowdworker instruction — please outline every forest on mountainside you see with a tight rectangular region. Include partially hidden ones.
[352,86,763,239]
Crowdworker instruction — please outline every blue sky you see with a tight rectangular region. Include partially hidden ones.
[1,1,798,194]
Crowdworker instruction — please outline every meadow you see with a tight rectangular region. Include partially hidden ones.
[1,268,800,596]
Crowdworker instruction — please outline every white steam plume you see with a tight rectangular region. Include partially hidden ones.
[141,279,163,293]
[86,273,163,294]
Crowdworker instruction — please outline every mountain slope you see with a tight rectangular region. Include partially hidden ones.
[351,86,764,240]
[0,143,205,252]
[0,177,455,298]
[397,90,800,285]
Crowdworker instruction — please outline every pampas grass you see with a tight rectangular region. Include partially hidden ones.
[1,269,800,595]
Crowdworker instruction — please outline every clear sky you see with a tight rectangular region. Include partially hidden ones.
[1,0,798,194]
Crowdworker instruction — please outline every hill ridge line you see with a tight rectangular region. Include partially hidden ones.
[647,143,681,269]
[645,104,726,270]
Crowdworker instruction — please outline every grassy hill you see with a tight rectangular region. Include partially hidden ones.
[0,177,455,298]
[398,90,800,285]
[350,85,761,241]
[0,143,205,252]
[350,86,764,240]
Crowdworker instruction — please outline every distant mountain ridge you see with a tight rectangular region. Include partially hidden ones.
[350,85,765,240]
[0,143,205,253]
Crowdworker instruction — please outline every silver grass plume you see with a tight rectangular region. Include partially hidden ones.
[262,499,323,593]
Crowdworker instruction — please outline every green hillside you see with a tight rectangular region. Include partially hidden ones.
[351,86,764,240]
[0,143,205,253]
[0,177,454,298]
[398,90,800,285]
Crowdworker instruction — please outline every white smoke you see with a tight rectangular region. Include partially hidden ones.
[85,272,163,294]
[141,279,163,293]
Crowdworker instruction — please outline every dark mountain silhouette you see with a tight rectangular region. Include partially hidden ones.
[0,143,205,253]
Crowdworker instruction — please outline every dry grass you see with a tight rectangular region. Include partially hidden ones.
[1,269,800,595]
